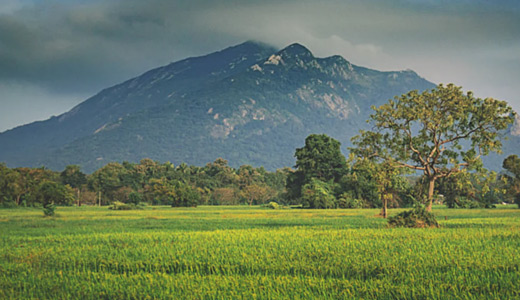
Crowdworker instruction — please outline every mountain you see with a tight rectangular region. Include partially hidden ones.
[4,41,507,173]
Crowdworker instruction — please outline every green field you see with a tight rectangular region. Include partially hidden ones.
[1,206,519,299]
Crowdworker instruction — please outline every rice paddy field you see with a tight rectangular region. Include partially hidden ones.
[0,205,519,299]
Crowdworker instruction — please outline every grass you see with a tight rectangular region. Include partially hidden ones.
[0,205,519,299]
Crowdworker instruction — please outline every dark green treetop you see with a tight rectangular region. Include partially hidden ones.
[286,134,348,203]
[294,134,348,183]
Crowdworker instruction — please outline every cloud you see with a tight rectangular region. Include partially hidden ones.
[0,0,519,131]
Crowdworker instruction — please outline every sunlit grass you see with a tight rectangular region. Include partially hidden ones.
[1,205,519,299]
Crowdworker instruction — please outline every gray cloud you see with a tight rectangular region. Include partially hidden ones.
[1,0,519,132]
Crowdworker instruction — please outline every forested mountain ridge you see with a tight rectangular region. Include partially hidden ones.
[6,41,515,173]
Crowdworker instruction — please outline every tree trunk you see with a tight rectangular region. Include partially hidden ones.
[77,189,81,207]
[380,193,388,218]
[98,191,101,206]
[427,177,436,212]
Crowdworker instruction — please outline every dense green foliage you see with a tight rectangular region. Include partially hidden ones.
[36,181,74,216]
[388,206,439,228]
[352,83,514,211]
[0,206,519,299]
[294,134,348,184]
[0,159,288,209]
[436,171,506,208]
[286,134,348,207]
[0,164,70,208]
[502,154,520,207]
[346,154,411,217]
[2,133,518,211]
[301,178,337,209]
[108,201,145,210]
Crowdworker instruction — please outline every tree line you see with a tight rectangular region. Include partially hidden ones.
[0,158,288,208]
[1,144,517,212]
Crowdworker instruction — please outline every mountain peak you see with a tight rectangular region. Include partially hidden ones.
[211,40,277,60]
[230,40,277,52]
[278,43,314,59]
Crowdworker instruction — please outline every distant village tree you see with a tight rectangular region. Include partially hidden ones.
[502,154,520,207]
[60,165,87,206]
[87,163,124,206]
[352,84,513,211]
[347,156,407,218]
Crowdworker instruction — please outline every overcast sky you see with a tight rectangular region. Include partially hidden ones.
[1,0,519,132]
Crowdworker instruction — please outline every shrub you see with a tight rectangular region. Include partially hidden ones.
[128,192,144,205]
[337,193,365,209]
[388,206,439,228]
[36,181,75,216]
[301,179,336,209]
[172,183,200,207]
[0,200,18,208]
[266,202,280,209]
[43,203,56,217]
[450,197,487,209]
[109,201,143,210]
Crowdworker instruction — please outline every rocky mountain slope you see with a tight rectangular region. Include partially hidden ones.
[7,41,511,172]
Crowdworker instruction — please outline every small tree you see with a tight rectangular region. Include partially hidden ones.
[87,163,124,206]
[240,184,274,206]
[171,182,200,207]
[145,178,175,205]
[301,179,336,209]
[352,84,513,211]
[60,165,86,206]
[346,154,410,217]
[212,187,239,205]
[502,155,520,207]
[35,181,74,216]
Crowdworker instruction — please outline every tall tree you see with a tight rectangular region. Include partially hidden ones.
[352,84,513,211]
[294,134,348,183]
[286,134,348,202]
[60,165,87,206]
[87,163,124,206]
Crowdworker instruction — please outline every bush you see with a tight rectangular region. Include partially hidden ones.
[35,181,75,216]
[266,202,280,209]
[128,192,144,205]
[43,203,56,217]
[301,179,336,209]
[0,200,18,208]
[108,201,143,210]
[388,206,439,228]
[450,197,487,209]
[172,183,200,207]
[446,196,497,209]
[337,193,365,209]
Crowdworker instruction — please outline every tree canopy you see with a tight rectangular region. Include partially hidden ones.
[502,154,520,207]
[286,134,348,205]
[352,83,513,210]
